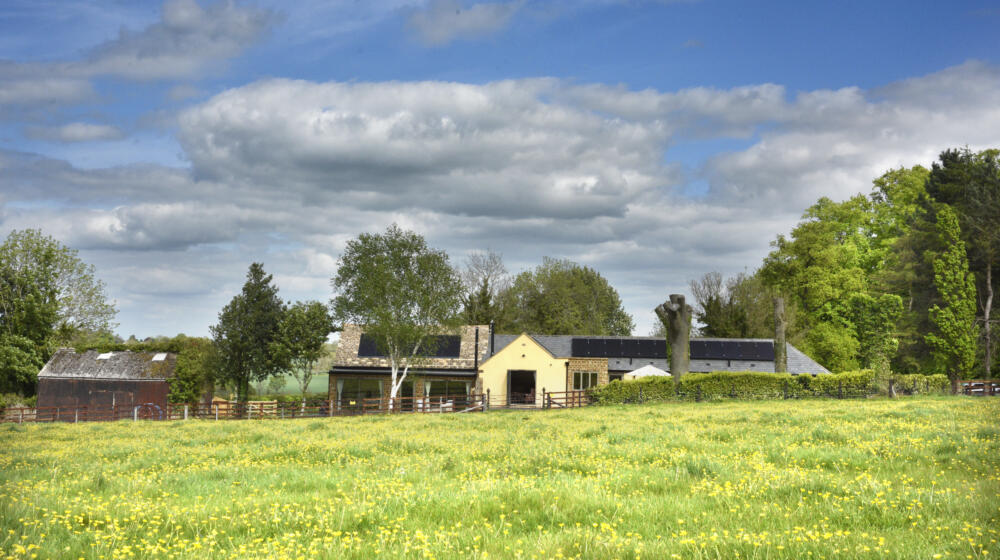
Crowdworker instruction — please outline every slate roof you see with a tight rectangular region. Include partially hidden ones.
[39,349,178,380]
[490,334,829,375]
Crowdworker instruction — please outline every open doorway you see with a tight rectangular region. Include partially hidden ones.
[508,370,536,405]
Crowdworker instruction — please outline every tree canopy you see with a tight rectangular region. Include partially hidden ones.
[498,257,634,336]
[0,229,117,395]
[271,300,334,404]
[211,263,287,403]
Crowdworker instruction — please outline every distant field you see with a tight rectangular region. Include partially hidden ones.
[2,397,998,559]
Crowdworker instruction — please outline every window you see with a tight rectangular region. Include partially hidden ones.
[338,378,383,406]
[427,380,469,397]
[573,371,598,390]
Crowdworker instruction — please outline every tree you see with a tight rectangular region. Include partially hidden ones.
[848,293,903,387]
[331,225,464,405]
[925,148,1000,377]
[500,257,634,335]
[168,337,219,404]
[0,229,117,346]
[925,206,978,391]
[689,271,773,338]
[211,263,287,403]
[655,294,692,382]
[0,334,45,395]
[460,249,512,326]
[271,300,334,407]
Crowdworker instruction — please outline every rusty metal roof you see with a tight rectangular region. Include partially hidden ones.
[38,349,178,380]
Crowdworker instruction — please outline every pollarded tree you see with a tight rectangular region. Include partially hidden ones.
[211,263,287,403]
[270,300,334,407]
[331,225,464,406]
[925,206,978,392]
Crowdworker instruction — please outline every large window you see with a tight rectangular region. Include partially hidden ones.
[573,371,598,390]
[427,380,470,397]
[337,378,383,406]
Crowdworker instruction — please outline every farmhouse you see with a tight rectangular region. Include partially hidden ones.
[36,349,177,411]
[479,333,829,406]
[330,325,827,407]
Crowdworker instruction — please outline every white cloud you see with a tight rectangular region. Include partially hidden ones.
[0,0,276,111]
[4,62,1000,337]
[24,122,125,143]
[408,0,523,46]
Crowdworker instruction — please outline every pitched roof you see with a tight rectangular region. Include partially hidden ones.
[490,333,830,375]
[39,349,177,380]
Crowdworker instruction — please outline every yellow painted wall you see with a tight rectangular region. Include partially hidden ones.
[478,334,568,406]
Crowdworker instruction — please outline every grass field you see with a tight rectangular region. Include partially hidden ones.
[2,397,998,559]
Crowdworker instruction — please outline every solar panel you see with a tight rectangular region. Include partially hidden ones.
[358,334,461,358]
[572,338,666,358]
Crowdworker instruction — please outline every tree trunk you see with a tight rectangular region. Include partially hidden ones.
[773,296,787,373]
[656,294,692,383]
[984,263,993,378]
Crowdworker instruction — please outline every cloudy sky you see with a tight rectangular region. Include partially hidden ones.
[2,0,999,338]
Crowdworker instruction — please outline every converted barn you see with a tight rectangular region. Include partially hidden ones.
[36,349,178,411]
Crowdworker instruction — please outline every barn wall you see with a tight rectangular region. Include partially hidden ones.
[37,378,170,410]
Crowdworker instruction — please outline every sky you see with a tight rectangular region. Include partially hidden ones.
[1,0,999,339]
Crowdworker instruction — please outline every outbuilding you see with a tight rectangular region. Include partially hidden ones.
[36,349,178,412]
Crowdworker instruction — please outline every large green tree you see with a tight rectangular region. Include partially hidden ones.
[0,229,117,394]
[211,263,287,403]
[499,257,634,336]
[925,207,978,390]
[271,300,334,406]
[924,148,1000,377]
[331,225,464,404]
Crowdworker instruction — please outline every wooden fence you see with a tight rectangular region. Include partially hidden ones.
[0,394,488,424]
[959,380,1000,396]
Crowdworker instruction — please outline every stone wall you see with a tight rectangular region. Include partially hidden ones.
[335,324,490,370]
[566,357,609,390]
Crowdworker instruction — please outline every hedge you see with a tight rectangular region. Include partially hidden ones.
[893,374,949,395]
[588,370,880,404]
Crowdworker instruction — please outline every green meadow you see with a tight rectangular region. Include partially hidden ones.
[1,397,998,559]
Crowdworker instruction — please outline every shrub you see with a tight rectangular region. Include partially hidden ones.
[677,371,803,401]
[590,370,881,404]
[588,376,674,404]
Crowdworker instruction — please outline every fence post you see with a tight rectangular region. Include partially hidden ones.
[184,405,189,420]
[486,389,491,411]
[838,381,843,399]
[133,407,138,422]
[75,408,79,423]
[329,400,333,417]
[696,385,702,402]
[19,409,23,424]
[214,404,219,421]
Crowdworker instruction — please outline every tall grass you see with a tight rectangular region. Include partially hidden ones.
[1,397,997,559]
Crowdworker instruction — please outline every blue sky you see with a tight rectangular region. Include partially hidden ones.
[1,0,999,338]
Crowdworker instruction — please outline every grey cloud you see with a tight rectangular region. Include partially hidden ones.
[24,122,125,143]
[4,62,1000,338]
[408,0,523,46]
[177,78,671,220]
